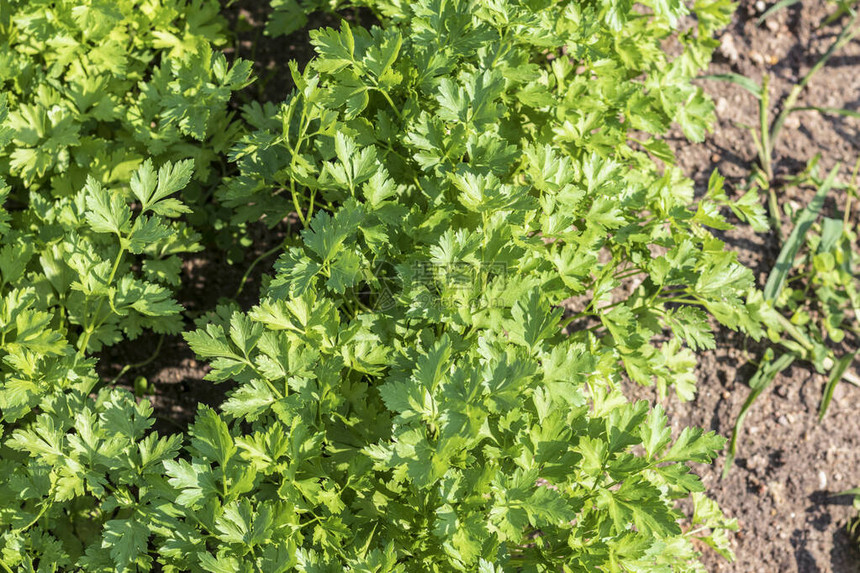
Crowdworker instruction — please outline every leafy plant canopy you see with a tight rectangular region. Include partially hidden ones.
[0,0,776,570]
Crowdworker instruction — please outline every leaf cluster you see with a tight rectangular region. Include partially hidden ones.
[0,0,756,571]
[0,0,251,197]
[760,160,860,420]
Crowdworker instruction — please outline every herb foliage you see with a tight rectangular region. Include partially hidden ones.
[0,0,763,570]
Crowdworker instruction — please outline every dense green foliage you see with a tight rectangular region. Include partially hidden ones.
[0,0,252,194]
[0,0,778,570]
[262,0,338,38]
[767,163,860,372]
[0,0,257,261]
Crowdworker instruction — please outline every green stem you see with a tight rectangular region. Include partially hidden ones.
[249,547,264,573]
[844,158,860,227]
[767,184,782,240]
[288,103,313,226]
[236,355,284,399]
[770,8,860,151]
[376,88,403,121]
[291,180,308,227]
[658,287,692,297]
[753,74,786,241]
[759,74,772,181]
[109,335,165,386]
[685,525,711,537]
[77,242,126,356]
[235,237,291,299]
[306,188,318,222]
[613,268,645,281]
[13,497,53,535]
[663,297,706,306]
[560,311,593,330]
[775,313,815,352]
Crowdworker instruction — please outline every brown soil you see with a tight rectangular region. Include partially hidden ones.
[661,1,860,571]
[95,2,323,429]
[96,219,288,430]
[98,1,860,570]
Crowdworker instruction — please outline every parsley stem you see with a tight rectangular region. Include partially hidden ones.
[774,313,814,352]
[0,558,11,573]
[382,90,403,121]
[371,83,403,121]
[290,181,307,226]
[561,300,625,329]
[235,236,291,299]
[658,287,691,297]
[13,497,52,535]
[844,157,860,228]
[685,525,710,537]
[236,355,284,399]
[249,547,264,573]
[307,187,317,221]
[288,104,312,226]
[77,240,126,356]
[662,297,704,306]
[109,334,165,386]
[613,268,645,281]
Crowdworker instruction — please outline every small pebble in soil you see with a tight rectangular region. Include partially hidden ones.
[748,454,768,473]
[755,0,766,12]
[750,51,765,65]
[769,481,785,505]
[834,472,842,482]
[818,471,827,490]
[832,383,845,402]
[766,19,780,33]
[783,114,800,130]
[777,414,789,426]
[719,34,740,62]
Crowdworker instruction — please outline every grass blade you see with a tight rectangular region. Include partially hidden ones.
[722,353,795,479]
[822,1,860,26]
[763,165,840,302]
[818,351,858,420]
[770,8,859,146]
[699,73,762,100]
[757,0,802,25]
[791,106,860,119]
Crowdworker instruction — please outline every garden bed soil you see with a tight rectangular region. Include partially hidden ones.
[98,1,860,571]
[663,1,860,571]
